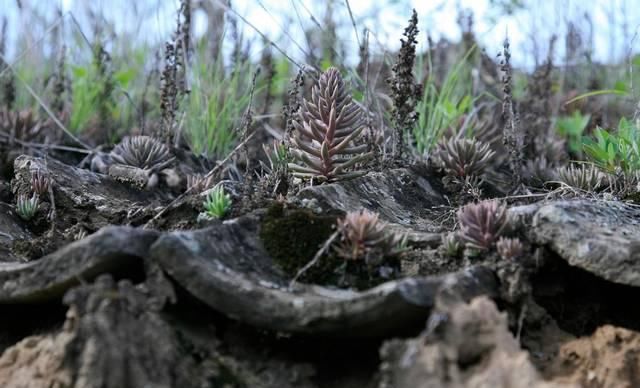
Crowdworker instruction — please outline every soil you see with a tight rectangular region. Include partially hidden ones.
[0,149,638,388]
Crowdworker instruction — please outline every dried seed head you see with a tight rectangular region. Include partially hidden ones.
[435,137,495,179]
[334,209,406,262]
[457,200,508,251]
[111,136,175,171]
[496,237,524,260]
[289,67,372,181]
[556,164,605,191]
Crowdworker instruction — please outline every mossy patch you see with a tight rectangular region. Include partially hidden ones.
[260,203,402,289]
[260,203,341,284]
[623,191,640,204]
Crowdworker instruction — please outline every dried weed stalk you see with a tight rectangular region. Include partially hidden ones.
[51,45,67,113]
[160,42,179,144]
[179,0,191,69]
[499,38,523,187]
[283,69,305,141]
[388,9,422,161]
[92,42,115,133]
[0,17,15,110]
[520,36,566,184]
[160,0,190,144]
[259,40,276,117]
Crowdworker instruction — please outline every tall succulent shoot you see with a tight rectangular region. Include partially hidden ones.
[289,67,372,182]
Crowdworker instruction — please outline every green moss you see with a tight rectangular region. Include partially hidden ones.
[624,191,640,204]
[260,203,341,284]
[260,203,401,289]
[209,355,248,388]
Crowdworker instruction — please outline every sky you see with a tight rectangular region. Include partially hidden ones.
[2,0,640,70]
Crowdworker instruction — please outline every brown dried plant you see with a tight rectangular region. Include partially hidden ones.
[111,136,175,172]
[435,137,495,179]
[334,209,407,262]
[496,237,524,260]
[289,67,372,181]
[457,200,508,251]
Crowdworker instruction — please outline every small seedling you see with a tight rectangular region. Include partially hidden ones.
[16,194,39,221]
[583,118,640,173]
[270,141,289,168]
[441,233,462,257]
[202,186,232,219]
[262,140,290,173]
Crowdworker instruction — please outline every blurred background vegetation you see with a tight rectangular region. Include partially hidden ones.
[0,0,639,163]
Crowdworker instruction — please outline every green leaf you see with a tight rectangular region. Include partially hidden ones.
[114,68,136,88]
[321,59,333,71]
[564,89,628,105]
[71,65,88,78]
[614,80,628,92]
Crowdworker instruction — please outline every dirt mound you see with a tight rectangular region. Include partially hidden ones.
[0,331,73,388]
[379,296,576,388]
[543,325,640,388]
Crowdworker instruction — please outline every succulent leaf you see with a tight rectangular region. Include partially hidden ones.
[289,67,371,181]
